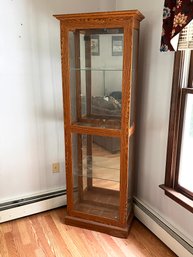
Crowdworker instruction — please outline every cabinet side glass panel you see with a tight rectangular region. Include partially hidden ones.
[128,134,134,214]
[71,133,120,220]
[69,31,77,123]
[130,29,139,128]
[69,29,124,129]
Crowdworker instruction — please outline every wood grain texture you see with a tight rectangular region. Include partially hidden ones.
[119,22,133,225]
[0,208,176,257]
[54,9,144,19]
[164,51,184,188]
[54,11,144,32]
[70,124,121,137]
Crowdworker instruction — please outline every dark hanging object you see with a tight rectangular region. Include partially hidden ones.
[160,0,193,52]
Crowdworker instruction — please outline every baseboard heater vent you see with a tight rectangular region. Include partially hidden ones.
[0,189,67,212]
[134,198,193,256]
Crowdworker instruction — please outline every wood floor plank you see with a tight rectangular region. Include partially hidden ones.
[28,215,56,257]
[93,232,126,257]
[16,219,31,245]
[24,244,38,257]
[53,216,98,257]
[11,221,28,257]
[4,232,20,257]
[0,226,9,257]
[64,225,98,257]
[42,214,72,257]
[0,207,177,257]
[131,219,175,257]
[80,229,109,257]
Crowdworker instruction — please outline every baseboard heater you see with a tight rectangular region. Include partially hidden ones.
[0,189,66,211]
[134,197,193,257]
[0,189,67,223]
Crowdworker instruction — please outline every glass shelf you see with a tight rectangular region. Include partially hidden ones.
[73,170,120,183]
[73,152,120,182]
[88,155,118,179]
[74,121,121,130]
[74,176,120,192]
[71,67,122,71]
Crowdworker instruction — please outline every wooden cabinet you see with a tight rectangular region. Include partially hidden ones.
[54,10,144,238]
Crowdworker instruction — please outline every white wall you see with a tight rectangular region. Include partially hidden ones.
[116,0,193,242]
[0,0,116,203]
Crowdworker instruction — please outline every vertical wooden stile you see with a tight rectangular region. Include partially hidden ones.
[74,30,84,201]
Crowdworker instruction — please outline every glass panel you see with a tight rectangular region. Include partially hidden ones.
[69,28,124,129]
[178,93,193,193]
[130,30,138,127]
[128,135,134,213]
[75,121,121,129]
[72,133,120,220]
[69,31,77,123]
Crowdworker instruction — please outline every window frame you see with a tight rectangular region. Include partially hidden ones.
[175,88,193,199]
[160,51,193,213]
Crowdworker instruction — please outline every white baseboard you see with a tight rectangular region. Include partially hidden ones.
[0,194,66,223]
[134,198,193,257]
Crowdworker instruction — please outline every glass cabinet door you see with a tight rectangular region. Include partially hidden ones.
[68,27,124,221]
[69,28,124,129]
[71,133,120,220]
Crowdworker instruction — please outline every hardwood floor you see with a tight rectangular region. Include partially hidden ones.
[0,207,177,257]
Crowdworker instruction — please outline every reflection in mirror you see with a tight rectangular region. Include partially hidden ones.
[84,135,120,191]
[72,133,120,219]
[69,29,124,128]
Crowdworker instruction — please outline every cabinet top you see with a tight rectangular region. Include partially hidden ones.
[53,10,144,22]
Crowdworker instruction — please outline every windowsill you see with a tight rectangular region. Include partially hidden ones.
[159,185,193,213]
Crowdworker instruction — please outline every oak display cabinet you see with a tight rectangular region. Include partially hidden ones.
[54,10,144,238]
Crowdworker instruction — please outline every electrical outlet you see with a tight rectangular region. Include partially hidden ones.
[52,163,60,173]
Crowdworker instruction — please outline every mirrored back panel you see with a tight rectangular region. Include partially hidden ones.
[71,133,120,220]
[69,28,124,129]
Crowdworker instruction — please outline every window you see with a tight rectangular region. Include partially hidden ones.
[160,20,193,212]
[178,20,193,51]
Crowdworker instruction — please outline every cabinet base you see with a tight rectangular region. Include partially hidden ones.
[64,212,134,238]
